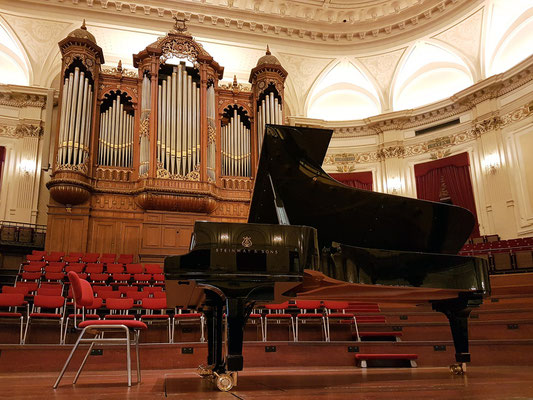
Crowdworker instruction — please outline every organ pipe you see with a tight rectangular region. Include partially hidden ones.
[139,74,151,175]
[207,84,216,181]
[98,96,134,168]
[156,64,201,178]
[221,108,251,177]
[256,92,282,153]
[57,67,93,168]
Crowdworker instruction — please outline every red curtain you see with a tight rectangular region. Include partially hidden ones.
[414,153,479,237]
[330,171,373,191]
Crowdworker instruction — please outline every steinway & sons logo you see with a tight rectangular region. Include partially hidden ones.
[215,235,279,254]
[242,236,252,248]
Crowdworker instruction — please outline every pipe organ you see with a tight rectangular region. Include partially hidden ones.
[46,20,287,258]
[98,94,134,168]
[256,91,283,152]
[221,107,251,177]
[57,66,93,170]
[156,64,201,179]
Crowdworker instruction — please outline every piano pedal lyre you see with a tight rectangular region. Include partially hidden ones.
[449,363,466,375]
[213,371,238,392]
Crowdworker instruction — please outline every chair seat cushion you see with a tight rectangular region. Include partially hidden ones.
[0,312,22,317]
[78,320,147,329]
[174,313,202,319]
[249,313,262,318]
[30,313,62,318]
[105,314,135,319]
[266,314,292,319]
[141,314,170,319]
[328,312,355,318]
[297,313,323,318]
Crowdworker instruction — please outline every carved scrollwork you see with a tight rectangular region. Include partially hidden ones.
[63,53,97,76]
[156,164,200,181]
[160,38,200,64]
[139,117,150,137]
[56,162,89,174]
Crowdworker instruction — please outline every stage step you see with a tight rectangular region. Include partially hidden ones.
[355,353,418,368]
[357,332,402,341]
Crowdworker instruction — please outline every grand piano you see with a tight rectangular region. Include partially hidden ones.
[165,124,490,391]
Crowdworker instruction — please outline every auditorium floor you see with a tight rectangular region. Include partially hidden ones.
[2,366,533,399]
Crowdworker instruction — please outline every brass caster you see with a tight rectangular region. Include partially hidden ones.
[214,372,236,392]
[449,363,466,375]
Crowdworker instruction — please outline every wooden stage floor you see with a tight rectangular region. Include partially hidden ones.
[2,366,533,399]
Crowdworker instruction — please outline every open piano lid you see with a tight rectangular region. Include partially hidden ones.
[248,124,475,255]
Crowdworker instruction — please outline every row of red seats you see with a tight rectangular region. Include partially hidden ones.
[461,237,533,253]
[26,250,134,264]
[18,262,165,286]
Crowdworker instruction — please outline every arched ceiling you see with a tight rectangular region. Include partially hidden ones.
[0,0,532,121]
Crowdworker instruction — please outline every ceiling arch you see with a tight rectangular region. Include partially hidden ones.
[392,41,474,111]
[306,60,381,121]
[0,16,31,85]
[487,8,533,75]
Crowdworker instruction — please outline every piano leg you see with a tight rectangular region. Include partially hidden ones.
[198,295,224,379]
[432,294,482,375]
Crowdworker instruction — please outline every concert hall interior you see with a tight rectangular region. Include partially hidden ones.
[1,0,533,398]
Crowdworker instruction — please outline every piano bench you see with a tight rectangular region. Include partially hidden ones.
[355,353,418,368]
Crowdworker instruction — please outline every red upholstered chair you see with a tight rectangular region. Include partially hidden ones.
[264,301,295,342]
[0,293,27,344]
[81,253,99,263]
[294,300,327,342]
[62,297,103,344]
[140,297,171,342]
[26,253,44,262]
[126,264,143,274]
[172,308,205,343]
[323,300,358,342]
[23,294,66,344]
[104,297,136,320]
[117,254,134,264]
[53,271,147,388]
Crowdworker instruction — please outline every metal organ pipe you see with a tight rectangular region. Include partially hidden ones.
[221,108,251,177]
[139,74,151,175]
[98,96,134,168]
[57,67,93,168]
[156,64,201,178]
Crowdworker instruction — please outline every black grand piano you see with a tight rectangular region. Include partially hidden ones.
[165,124,490,391]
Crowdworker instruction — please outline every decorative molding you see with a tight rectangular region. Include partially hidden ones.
[0,123,43,138]
[325,103,533,168]
[15,123,43,138]
[0,92,47,109]
[101,66,138,78]
[15,0,476,44]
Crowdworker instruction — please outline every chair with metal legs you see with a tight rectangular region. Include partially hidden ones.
[53,271,147,388]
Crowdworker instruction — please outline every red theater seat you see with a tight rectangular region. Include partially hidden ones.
[0,293,27,344]
[140,297,171,342]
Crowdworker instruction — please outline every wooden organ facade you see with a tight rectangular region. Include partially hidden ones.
[45,21,287,260]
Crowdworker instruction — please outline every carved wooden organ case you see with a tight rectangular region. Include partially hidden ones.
[45,22,287,258]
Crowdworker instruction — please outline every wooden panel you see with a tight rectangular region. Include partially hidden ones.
[68,218,86,253]
[162,226,179,248]
[143,224,162,248]
[119,222,141,255]
[45,217,67,251]
[91,221,116,254]
[177,227,194,247]
[145,214,161,223]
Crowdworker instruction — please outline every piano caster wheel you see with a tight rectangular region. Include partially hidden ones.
[449,363,466,375]
[214,372,237,392]
[197,365,215,379]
